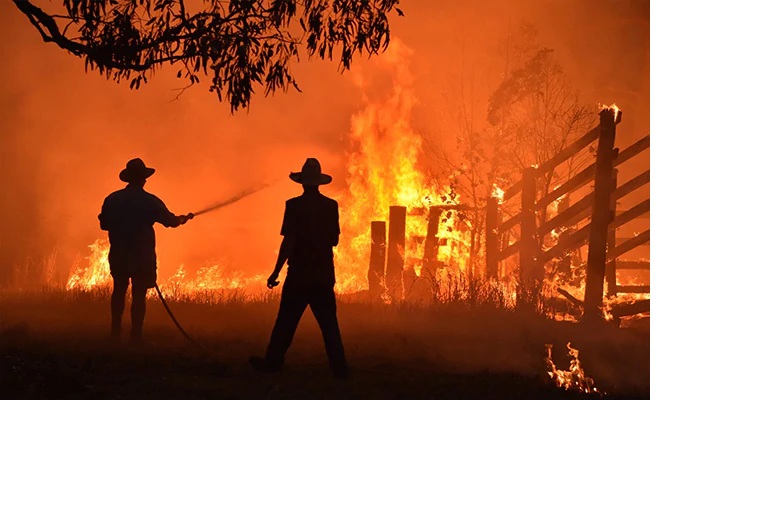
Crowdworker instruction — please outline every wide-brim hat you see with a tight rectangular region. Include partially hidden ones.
[119,157,155,182]
[289,157,332,186]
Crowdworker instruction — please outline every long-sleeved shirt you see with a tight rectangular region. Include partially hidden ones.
[98,184,181,280]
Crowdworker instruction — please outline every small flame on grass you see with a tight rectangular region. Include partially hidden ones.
[67,239,111,290]
[545,342,600,394]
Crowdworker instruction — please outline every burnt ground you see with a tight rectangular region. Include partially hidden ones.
[0,291,650,399]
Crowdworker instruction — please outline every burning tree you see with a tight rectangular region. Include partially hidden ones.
[486,24,597,307]
[487,23,594,239]
[334,39,473,298]
[422,94,495,280]
[425,23,593,283]
[12,0,403,111]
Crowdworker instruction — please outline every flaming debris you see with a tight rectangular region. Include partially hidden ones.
[545,342,600,394]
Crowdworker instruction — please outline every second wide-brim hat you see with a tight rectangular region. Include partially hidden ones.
[289,157,332,185]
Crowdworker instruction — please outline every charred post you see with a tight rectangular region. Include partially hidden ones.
[583,108,619,322]
[485,198,499,279]
[385,206,407,302]
[368,221,387,301]
[518,166,539,308]
[605,168,619,297]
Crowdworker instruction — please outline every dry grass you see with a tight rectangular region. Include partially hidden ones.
[0,287,649,399]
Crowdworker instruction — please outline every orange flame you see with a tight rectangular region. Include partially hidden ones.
[599,103,621,122]
[334,38,471,294]
[67,239,111,290]
[545,342,600,394]
[66,238,267,298]
[491,184,505,204]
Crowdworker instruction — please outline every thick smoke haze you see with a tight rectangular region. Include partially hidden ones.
[0,0,649,286]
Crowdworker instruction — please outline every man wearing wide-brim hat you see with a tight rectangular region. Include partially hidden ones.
[251,157,349,379]
[99,157,193,343]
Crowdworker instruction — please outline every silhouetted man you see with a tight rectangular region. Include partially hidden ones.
[252,157,348,378]
[98,158,193,343]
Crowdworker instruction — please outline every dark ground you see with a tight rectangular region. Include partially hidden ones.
[0,290,650,399]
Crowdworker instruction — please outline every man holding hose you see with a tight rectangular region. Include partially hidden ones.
[98,157,193,343]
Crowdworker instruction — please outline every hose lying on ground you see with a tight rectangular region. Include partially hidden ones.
[154,284,201,348]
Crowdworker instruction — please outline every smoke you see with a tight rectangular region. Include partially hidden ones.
[0,0,649,286]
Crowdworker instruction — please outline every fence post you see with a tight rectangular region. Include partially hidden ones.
[422,206,441,279]
[368,221,387,301]
[518,166,539,308]
[485,198,499,279]
[583,108,619,321]
[386,206,407,302]
[605,168,619,298]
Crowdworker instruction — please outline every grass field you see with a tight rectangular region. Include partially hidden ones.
[0,289,650,399]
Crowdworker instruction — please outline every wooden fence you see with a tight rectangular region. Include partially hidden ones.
[485,107,650,321]
[365,107,650,321]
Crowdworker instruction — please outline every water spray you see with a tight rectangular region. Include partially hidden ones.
[191,182,273,217]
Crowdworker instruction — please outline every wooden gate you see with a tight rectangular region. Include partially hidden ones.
[485,106,650,321]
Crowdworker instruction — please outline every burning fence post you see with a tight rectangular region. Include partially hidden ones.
[605,168,619,298]
[518,166,539,309]
[485,197,499,280]
[386,206,407,302]
[422,206,441,279]
[368,221,387,301]
[583,107,620,322]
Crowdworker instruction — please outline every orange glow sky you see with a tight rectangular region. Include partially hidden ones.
[0,0,649,285]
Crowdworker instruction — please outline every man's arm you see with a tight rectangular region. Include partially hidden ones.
[153,196,193,227]
[268,201,295,288]
[268,235,296,288]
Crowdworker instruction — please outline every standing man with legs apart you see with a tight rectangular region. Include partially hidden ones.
[251,157,349,379]
[98,158,194,343]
